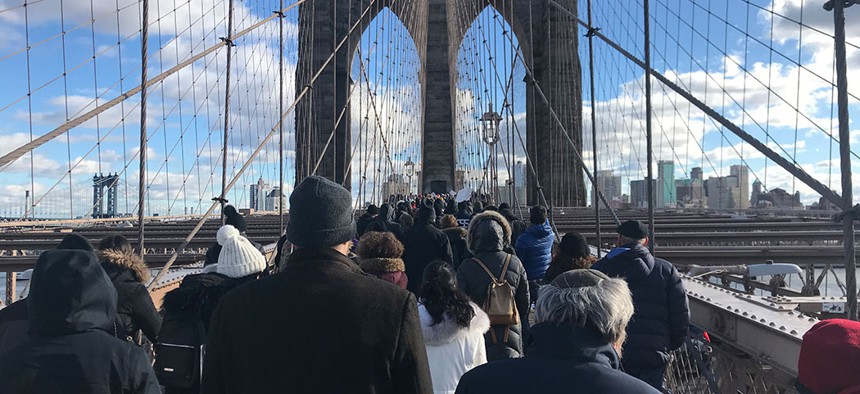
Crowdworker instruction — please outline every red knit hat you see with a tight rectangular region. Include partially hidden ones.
[798,319,860,394]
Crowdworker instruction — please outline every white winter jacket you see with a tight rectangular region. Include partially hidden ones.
[418,301,490,394]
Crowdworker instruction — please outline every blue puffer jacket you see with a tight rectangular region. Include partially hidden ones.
[514,220,555,280]
[591,244,690,369]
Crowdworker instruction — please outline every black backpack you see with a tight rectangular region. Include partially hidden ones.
[153,313,207,389]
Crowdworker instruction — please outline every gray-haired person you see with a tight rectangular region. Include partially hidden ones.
[454,269,659,394]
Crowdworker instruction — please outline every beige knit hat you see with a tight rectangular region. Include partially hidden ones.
[216,225,266,278]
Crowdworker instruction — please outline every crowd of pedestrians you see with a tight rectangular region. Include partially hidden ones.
[2,174,858,393]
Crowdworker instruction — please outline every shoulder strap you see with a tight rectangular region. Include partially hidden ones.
[473,256,511,283]
[471,257,498,282]
[498,254,512,280]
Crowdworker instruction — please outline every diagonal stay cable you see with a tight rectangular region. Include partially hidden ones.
[148,0,380,288]
[489,2,619,225]
[547,0,844,209]
[0,0,309,172]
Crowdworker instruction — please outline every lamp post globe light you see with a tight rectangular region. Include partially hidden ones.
[480,104,503,201]
[480,103,502,146]
[404,157,415,195]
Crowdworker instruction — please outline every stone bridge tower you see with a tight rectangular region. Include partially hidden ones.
[295,0,585,207]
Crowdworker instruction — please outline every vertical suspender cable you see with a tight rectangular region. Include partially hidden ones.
[644,0,655,253]
[586,0,601,257]
[831,0,856,320]
[137,0,150,259]
[220,0,236,224]
[277,1,286,235]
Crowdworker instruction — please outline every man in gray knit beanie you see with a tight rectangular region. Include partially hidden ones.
[202,175,433,394]
[286,175,356,250]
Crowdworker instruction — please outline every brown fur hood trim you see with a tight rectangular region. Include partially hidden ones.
[358,257,405,273]
[441,226,468,238]
[467,210,512,251]
[98,249,151,282]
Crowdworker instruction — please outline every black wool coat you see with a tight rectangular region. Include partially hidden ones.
[442,227,472,270]
[592,244,690,369]
[99,249,162,343]
[455,324,660,394]
[202,247,433,394]
[401,219,454,294]
[0,249,160,394]
[0,298,28,353]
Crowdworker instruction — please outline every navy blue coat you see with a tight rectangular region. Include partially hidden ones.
[455,323,660,394]
[514,220,555,280]
[592,244,690,369]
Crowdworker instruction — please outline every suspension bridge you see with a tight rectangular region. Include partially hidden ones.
[0,0,858,391]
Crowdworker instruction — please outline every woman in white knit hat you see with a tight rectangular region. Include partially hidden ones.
[212,225,267,279]
[158,224,265,394]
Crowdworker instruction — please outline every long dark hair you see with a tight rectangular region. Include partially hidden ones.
[97,234,133,254]
[419,260,475,328]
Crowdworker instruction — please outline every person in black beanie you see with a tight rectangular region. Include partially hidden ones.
[591,220,689,391]
[498,203,526,245]
[202,176,432,394]
[356,204,380,237]
[544,232,597,283]
[400,198,454,294]
[223,205,247,232]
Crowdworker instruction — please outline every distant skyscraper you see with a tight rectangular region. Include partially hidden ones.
[691,167,703,181]
[380,174,408,200]
[454,170,466,191]
[595,170,622,202]
[675,179,692,203]
[630,179,653,208]
[706,166,751,210]
[657,160,676,207]
[265,187,287,212]
[751,179,763,207]
[513,161,526,188]
[730,165,750,209]
[249,177,270,211]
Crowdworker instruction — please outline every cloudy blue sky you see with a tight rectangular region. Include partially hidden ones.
[0,0,857,218]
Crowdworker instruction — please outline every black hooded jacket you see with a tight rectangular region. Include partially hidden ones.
[0,297,28,353]
[591,244,690,369]
[160,272,254,333]
[99,249,162,343]
[370,204,405,239]
[0,249,160,393]
[441,226,472,269]
[455,324,659,394]
[499,208,527,245]
[400,207,453,294]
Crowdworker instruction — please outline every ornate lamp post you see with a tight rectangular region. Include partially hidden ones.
[404,157,415,196]
[480,104,502,201]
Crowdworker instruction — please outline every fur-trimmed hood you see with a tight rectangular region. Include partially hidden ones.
[418,302,490,346]
[98,249,150,283]
[467,210,512,253]
[358,257,405,273]
[441,226,468,239]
